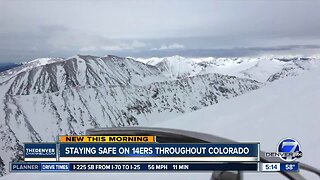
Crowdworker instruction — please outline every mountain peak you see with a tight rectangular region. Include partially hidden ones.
[23,57,64,66]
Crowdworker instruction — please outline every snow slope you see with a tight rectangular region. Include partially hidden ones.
[0,58,64,82]
[152,68,320,179]
[1,55,319,179]
[4,69,319,179]
[0,55,262,176]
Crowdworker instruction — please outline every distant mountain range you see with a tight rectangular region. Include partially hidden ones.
[134,55,320,82]
[0,63,21,73]
[0,54,319,176]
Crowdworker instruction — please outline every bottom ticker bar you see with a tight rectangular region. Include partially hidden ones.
[10,162,258,172]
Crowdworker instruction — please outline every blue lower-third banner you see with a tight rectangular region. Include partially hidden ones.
[10,162,258,172]
[59,143,259,162]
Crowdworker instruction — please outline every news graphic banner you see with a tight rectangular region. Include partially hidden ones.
[58,143,258,162]
[10,162,299,172]
[10,162,259,172]
[11,135,262,172]
[59,135,156,143]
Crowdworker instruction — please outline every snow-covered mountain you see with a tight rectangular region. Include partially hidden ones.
[2,55,319,180]
[0,55,264,176]
[152,68,320,179]
[135,55,320,82]
[0,58,64,81]
[0,54,319,177]
[0,55,168,94]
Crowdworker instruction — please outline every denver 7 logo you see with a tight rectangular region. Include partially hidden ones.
[277,138,302,161]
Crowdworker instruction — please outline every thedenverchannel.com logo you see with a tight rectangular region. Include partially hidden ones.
[265,138,303,162]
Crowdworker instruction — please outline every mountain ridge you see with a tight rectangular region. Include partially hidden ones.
[0,55,266,176]
[152,68,320,179]
[0,54,319,176]
[134,55,320,82]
